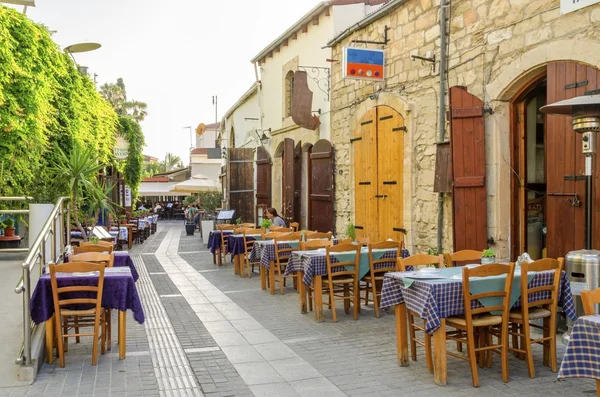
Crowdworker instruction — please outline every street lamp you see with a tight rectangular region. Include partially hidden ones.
[183,126,193,150]
[64,42,101,77]
[255,129,271,146]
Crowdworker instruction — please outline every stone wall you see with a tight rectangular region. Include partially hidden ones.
[330,0,600,257]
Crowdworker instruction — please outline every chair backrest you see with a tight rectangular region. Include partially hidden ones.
[49,262,106,319]
[581,288,600,315]
[339,238,352,244]
[242,223,256,228]
[219,225,237,247]
[301,239,333,250]
[80,241,113,249]
[274,233,302,262]
[462,263,515,321]
[243,228,264,255]
[305,231,332,241]
[397,254,444,271]
[520,258,564,314]
[290,222,300,232]
[70,252,115,267]
[367,241,400,274]
[325,243,360,278]
[74,244,113,254]
[263,231,286,240]
[444,250,483,267]
[216,224,236,231]
[356,237,370,246]
[271,226,294,233]
[234,227,248,234]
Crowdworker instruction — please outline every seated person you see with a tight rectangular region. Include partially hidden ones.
[265,207,286,227]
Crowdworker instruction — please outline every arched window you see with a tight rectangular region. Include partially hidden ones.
[284,71,295,118]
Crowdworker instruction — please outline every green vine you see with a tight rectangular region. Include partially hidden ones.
[118,116,145,202]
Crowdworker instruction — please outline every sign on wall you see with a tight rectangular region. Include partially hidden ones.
[560,0,600,14]
[114,136,129,160]
[343,47,385,81]
[119,185,132,208]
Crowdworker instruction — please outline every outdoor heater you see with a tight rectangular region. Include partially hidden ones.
[540,94,600,343]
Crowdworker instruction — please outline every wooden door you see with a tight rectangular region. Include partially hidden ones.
[353,109,378,240]
[310,139,335,232]
[228,148,254,223]
[282,138,296,223]
[353,107,405,242]
[256,146,272,221]
[449,86,488,252]
[294,141,302,224]
[546,62,600,257]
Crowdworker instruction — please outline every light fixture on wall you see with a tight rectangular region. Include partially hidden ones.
[255,129,271,146]
[411,50,436,72]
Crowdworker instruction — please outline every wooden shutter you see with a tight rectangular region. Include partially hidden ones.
[282,138,296,223]
[449,86,488,252]
[256,146,272,209]
[310,139,335,232]
[353,108,378,240]
[227,148,254,223]
[546,62,600,257]
[377,106,405,242]
[294,141,302,223]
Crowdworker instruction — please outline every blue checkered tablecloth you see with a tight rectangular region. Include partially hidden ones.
[558,314,600,381]
[249,241,298,269]
[110,226,128,240]
[380,270,576,334]
[285,248,410,285]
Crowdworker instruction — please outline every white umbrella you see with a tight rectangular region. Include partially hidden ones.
[172,177,221,193]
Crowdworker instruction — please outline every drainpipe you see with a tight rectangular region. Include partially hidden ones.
[254,62,264,137]
[437,0,448,253]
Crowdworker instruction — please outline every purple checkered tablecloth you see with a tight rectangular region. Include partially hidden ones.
[250,241,299,269]
[226,235,260,261]
[558,314,600,381]
[67,251,138,282]
[380,270,576,334]
[285,248,410,285]
[207,230,233,254]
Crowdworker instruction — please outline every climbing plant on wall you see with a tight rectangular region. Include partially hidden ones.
[118,116,145,201]
[0,6,118,200]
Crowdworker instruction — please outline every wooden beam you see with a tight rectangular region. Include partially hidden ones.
[283,39,288,47]
[302,24,308,33]
[292,32,297,40]
[312,16,319,26]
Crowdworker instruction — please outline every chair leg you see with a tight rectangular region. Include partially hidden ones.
[501,323,510,383]
[329,283,337,323]
[408,314,417,362]
[372,281,380,318]
[74,316,80,344]
[466,327,480,388]
[91,317,100,366]
[511,322,520,358]
[486,327,494,368]
[364,282,370,306]
[277,265,284,295]
[343,284,350,314]
[353,280,359,320]
[523,319,535,379]
[107,310,112,351]
[424,331,433,373]
[55,314,65,368]
[478,330,486,368]
[548,315,558,373]
[543,317,550,367]
[62,316,69,353]
[308,285,313,312]
[101,314,106,355]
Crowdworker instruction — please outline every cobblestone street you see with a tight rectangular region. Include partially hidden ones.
[2,222,596,397]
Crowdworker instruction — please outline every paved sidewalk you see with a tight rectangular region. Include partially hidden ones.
[1,222,597,397]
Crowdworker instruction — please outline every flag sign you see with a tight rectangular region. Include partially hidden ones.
[343,47,385,81]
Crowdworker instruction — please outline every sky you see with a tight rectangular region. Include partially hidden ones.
[9,0,320,164]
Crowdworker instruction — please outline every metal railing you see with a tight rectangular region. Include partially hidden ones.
[0,197,33,254]
[13,197,70,366]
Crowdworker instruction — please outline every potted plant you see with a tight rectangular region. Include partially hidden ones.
[261,218,272,232]
[90,236,100,245]
[481,248,496,265]
[184,206,196,236]
[346,223,356,241]
[427,247,441,268]
[235,217,243,226]
[119,215,127,225]
[3,218,15,237]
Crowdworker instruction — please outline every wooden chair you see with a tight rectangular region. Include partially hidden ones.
[271,226,295,233]
[218,225,237,264]
[508,258,564,378]
[356,237,370,246]
[49,262,107,367]
[581,287,600,315]
[397,254,444,372]
[301,239,334,311]
[216,223,234,230]
[362,242,401,318]
[290,222,300,232]
[445,263,516,388]
[305,232,332,241]
[444,250,482,267]
[80,241,114,249]
[339,238,352,244]
[242,228,263,277]
[74,244,113,254]
[323,243,361,322]
[71,252,115,267]
[234,227,248,234]
[273,234,301,294]
[242,223,256,228]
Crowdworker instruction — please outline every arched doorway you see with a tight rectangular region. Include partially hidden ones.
[509,61,600,260]
[353,106,405,242]
[256,146,272,222]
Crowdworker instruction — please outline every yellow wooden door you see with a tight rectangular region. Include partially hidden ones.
[353,108,378,241]
[353,106,405,243]
[377,106,405,243]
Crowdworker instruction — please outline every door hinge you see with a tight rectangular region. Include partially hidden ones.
[565,80,588,90]
[354,225,364,230]
[393,228,407,233]
[383,181,397,185]
[392,127,407,132]
[379,115,393,121]
[350,137,362,143]
[564,175,586,181]
[358,181,371,185]
[361,120,373,126]
[586,88,600,96]
[375,194,388,199]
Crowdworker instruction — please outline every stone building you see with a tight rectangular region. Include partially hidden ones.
[326,0,600,259]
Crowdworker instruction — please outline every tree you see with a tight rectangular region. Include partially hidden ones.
[165,153,183,170]
[100,78,148,122]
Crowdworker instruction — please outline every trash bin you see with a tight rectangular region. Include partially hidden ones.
[563,249,600,343]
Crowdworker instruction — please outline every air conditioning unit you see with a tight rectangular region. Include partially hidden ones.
[77,65,89,76]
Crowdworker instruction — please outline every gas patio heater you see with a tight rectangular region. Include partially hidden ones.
[540,94,600,343]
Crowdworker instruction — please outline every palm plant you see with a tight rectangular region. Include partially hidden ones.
[49,145,104,241]
[87,181,120,228]
[165,153,183,170]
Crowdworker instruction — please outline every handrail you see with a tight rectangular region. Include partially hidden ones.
[13,196,70,366]
[0,197,33,201]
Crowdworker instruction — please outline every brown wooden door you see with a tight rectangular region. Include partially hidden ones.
[377,106,405,242]
[256,146,272,208]
[449,86,488,252]
[353,107,405,242]
[282,138,296,223]
[294,141,302,224]
[546,62,600,257]
[310,139,335,232]
[228,148,254,223]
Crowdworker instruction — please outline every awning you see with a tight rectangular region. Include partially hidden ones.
[172,176,221,193]
[138,182,188,197]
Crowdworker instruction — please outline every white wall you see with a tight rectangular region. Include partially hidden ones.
[222,90,261,150]
[196,129,217,148]
[191,162,221,180]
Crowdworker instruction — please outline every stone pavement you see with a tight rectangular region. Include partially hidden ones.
[1,221,597,396]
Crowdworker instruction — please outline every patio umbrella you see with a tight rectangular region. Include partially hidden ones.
[172,175,221,193]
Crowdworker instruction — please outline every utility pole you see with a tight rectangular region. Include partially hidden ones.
[212,95,218,123]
